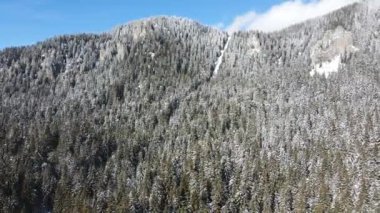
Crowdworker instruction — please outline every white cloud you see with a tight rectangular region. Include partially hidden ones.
[211,22,226,30]
[226,12,257,33]
[227,0,360,33]
[367,0,380,9]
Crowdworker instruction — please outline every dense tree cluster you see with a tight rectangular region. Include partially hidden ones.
[0,3,378,212]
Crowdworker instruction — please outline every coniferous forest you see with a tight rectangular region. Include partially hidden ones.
[0,2,379,212]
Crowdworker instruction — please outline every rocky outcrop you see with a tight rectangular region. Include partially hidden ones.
[310,26,358,77]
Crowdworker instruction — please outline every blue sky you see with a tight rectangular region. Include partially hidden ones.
[0,0,358,49]
[0,0,284,49]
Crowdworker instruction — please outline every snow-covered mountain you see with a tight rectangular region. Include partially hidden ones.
[0,2,378,212]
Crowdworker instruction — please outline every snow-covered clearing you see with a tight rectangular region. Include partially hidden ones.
[214,35,231,75]
[310,55,341,77]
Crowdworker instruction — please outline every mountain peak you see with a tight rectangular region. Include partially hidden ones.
[112,16,209,38]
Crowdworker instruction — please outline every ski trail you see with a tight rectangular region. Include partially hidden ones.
[213,35,231,75]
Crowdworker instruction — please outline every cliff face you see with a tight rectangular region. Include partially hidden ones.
[0,3,379,212]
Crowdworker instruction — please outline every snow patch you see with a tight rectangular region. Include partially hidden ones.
[248,48,261,55]
[310,55,341,77]
[149,52,155,59]
[350,45,360,52]
[214,36,231,75]
[247,36,261,56]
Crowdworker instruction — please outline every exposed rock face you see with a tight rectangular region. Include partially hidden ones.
[312,26,357,63]
[310,26,358,77]
[0,3,379,213]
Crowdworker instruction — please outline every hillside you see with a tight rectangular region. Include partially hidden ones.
[0,2,379,212]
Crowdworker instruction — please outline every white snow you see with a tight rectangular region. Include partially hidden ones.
[247,47,260,56]
[213,36,231,75]
[350,45,360,52]
[149,52,155,59]
[310,55,341,77]
[247,36,261,56]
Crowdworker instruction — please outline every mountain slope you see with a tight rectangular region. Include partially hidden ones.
[0,2,379,212]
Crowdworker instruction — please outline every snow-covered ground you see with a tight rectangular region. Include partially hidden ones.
[214,36,231,75]
[310,55,341,77]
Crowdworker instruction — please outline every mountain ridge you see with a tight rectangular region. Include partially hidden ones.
[0,1,368,51]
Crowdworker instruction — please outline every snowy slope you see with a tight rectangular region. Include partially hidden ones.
[213,35,231,75]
